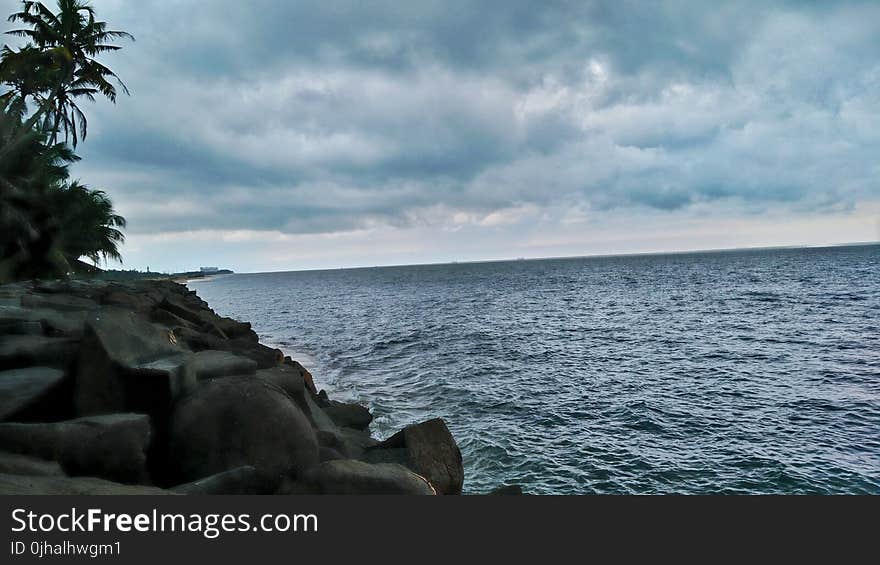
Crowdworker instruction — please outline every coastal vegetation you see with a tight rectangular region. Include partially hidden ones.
[0,0,131,283]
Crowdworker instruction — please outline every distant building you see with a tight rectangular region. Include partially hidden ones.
[200,267,220,273]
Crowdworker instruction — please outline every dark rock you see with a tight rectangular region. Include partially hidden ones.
[323,401,373,431]
[21,293,98,312]
[101,290,158,313]
[0,304,89,337]
[0,319,43,336]
[302,460,436,495]
[168,376,318,484]
[256,363,306,397]
[487,485,524,495]
[295,390,338,433]
[0,474,172,495]
[319,446,345,462]
[363,446,408,466]
[0,335,77,370]
[302,367,318,395]
[369,418,464,495]
[316,430,341,448]
[171,466,276,495]
[158,294,209,327]
[150,307,193,330]
[187,350,257,381]
[174,327,283,369]
[214,316,256,340]
[0,367,67,421]
[33,280,107,298]
[74,308,194,416]
[0,451,65,476]
[335,427,380,459]
[0,413,152,484]
[316,389,330,407]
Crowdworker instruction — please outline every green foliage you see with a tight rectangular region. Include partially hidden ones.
[6,0,133,147]
[0,0,130,283]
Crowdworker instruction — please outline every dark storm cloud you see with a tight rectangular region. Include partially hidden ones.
[4,0,878,235]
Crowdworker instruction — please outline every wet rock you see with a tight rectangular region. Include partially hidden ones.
[0,367,67,422]
[171,466,276,495]
[368,418,464,495]
[168,376,318,484]
[302,460,436,495]
[324,401,373,431]
[188,350,257,381]
[0,451,65,476]
[0,335,77,370]
[0,413,152,484]
[0,474,172,495]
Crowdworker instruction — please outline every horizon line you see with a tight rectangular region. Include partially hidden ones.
[199,239,879,277]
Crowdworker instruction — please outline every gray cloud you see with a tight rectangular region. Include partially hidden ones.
[3,0,878,239]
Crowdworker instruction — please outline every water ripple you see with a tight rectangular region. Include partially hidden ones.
[190,245,880,494]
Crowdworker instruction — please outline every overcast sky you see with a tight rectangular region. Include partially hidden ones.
[4,0,879,272]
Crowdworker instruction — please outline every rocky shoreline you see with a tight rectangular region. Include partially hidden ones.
[0,279,473,494]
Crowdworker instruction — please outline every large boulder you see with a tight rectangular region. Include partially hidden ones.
[171,466,276,495]
[0,335,77,371]
[323,401,373,431]
[0,474,172,495]
[365,418,464,495]
[168,376,318,484]
[302,460,436,495]
[0,367,68,422]
[74,308,195,416]
[0,413,152,484]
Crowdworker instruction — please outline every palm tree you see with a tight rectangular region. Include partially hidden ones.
[50,180,126,266]
[1,95,125,281]
[6,0,133,146]
[0,96,79,281]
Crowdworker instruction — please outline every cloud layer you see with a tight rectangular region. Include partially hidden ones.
[3,0,878,269]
